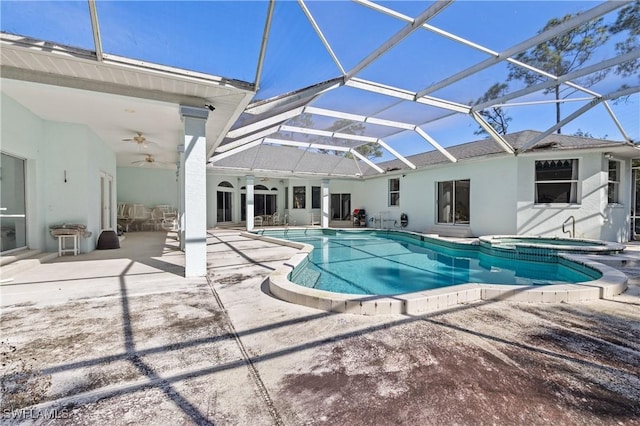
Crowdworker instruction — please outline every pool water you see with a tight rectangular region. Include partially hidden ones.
[266,231,598,295]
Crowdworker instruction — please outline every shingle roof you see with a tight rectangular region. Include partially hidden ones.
[369,130,628,175]
[210,130,631,179]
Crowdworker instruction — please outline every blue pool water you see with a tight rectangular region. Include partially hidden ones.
[258,230,599,295]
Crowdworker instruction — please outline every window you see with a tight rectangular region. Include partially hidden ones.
[608,160,620,204]
[331,193,351,220]
[437,180,470,224]
[285,187,289,209]
[293,186,306,209]
[240,186,276,221]
[389,178,400,206]
[535,159,579,204]
[312,186,321,209]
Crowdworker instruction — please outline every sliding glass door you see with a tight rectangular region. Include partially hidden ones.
[1,153,27,252]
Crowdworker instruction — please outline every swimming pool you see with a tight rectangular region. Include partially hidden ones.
[249,229,628,315]
[262,230,597,295]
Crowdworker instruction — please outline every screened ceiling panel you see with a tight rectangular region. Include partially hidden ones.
[356,28,490,92]
[2,0,637,177]
[0,1,94,50]
[304,0,408,72]
[96,1,266,82]
[310,85,405,117]
[254,2,344,100]
[375,99,454,126]
[426,1,599,52]
[428,62,512,107]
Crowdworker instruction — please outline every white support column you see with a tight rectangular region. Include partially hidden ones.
[246,175,255,231]
[177,144,185,251]
[321,178,330,228]
[179,106,209,277]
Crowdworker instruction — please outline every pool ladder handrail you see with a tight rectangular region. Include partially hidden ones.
[562,215,575,238]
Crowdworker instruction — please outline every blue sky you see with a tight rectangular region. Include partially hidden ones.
[1,1,638,160]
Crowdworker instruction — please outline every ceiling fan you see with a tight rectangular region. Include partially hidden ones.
[131,154,173,167]
[121,132,158,149]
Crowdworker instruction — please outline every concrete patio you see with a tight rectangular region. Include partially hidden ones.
[1,230,639,425]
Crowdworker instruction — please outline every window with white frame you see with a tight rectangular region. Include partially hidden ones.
[535,159,579,204]
[608,160,620,204]
[311,186,321,209]
[293,186,306,209]
[389,178,400,206]
[437,180,470,224]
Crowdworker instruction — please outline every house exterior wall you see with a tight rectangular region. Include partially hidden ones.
[1,93,117,253]
[349,149,629,242]
[356,156,519,235]
[516,150,631,242]
[117,167,178,208]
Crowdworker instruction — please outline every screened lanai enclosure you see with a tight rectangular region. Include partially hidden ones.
[1,1,639,276]
[1,0,638,175]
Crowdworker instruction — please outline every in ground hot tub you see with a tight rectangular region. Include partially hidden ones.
[479,235,625,255]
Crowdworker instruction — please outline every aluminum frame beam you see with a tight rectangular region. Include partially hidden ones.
[254,0,275,92]
[87,0,103,62]
[517,85,640,153]
[415,1,627,98]
[356,0,626,101]
[279,124,417,169]
[299,0,345,75]
[304,106,455,163]
[263,137,385,174]
[345,1,453,80]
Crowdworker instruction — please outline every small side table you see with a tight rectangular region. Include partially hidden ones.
[57,234,78,256]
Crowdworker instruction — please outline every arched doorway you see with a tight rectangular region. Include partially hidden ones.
[217,181,234,223]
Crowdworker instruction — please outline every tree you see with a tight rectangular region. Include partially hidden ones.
[507,14,610,134]
[609,0,640,78]
[322,119,383,160]
[280,113,313,140]
[472,83,512,136]
[573,129,607,139]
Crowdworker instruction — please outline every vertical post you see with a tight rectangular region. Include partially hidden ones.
[179,106,209,277]
[321,178,330,228]
[177,144,185,250]
[246,175,255,231]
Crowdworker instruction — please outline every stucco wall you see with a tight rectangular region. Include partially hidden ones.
[117,167,178,208]
[357,156,519,235]
[2,93,117,253]
[516,151,630,242]
[1,94,45,250]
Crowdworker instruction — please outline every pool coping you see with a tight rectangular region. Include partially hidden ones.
[243,230,629,316]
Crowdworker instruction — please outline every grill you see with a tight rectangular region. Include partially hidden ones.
[352,209,366,227]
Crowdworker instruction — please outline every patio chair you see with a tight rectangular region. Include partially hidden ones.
[161,207,178,231]
[254,216,263,227]
[117,203,135,232]
[272,212,281,226]
[131,204,151,231]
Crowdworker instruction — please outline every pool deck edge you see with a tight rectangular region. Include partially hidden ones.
[247,231,629,316]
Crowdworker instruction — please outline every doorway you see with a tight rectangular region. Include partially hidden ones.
[331,193,351,220]
[100,172,114,230]
[1,153,27,253]
[632,165,640,240]
[217,191,233,222]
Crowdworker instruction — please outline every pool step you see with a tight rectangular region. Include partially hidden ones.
[581,253,640,268]
[295,267,321,289]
